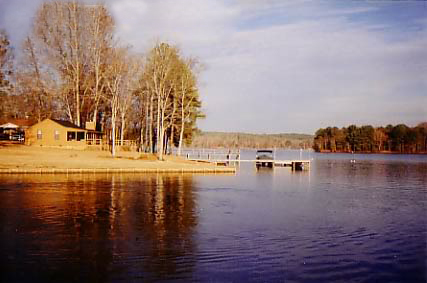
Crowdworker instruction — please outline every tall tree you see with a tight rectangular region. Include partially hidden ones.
[117,54,142,146]
[0,29,14,119]
[390,124,409,152]
[142,43,179,160]
[29,1,114,126]
[374,127,387,152]
[175,58,202,155]
[17,36,56,121]
[415,122,427,152]
[86,4,114,126]
[105,48,126,157]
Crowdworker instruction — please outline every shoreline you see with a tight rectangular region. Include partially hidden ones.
[0,144,235,174]
[0,167,235,174]
[314,151,427,155]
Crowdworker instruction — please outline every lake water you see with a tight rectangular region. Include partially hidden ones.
[0,151,426,282]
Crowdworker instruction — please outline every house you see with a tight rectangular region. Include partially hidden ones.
[25,118,103,149]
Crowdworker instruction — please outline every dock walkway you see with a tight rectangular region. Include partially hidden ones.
[189,158,310,170]
[180,149,311,170]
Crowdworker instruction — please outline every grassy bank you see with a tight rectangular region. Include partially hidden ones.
[0,143,235,173]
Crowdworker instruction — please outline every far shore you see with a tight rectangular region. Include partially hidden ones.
[0,143,235,173]
[315,150,427,154]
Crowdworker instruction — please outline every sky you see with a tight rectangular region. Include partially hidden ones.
[0,0,426,134]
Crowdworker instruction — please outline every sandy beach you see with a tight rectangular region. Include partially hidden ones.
[0,143,234,173]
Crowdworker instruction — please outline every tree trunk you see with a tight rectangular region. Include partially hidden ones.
[170,125,174,155]
[111,111,116,158]
[120,113,125,146]
[164,133,168,155]
[93,108,98,125]
[72,4,81,127]
[66,103,73,124]
[139,124,144,152]
[156,97,161,153]
[169,98,177,155]
[158,108,165,160]
[178,118,185,156]
[149,94,153,153]
[178,97,185,156]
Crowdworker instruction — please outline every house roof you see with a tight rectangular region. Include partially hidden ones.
[51,119,85,130]
[0,119,36,127]
[0,122,19,129]
[13,119,36,127]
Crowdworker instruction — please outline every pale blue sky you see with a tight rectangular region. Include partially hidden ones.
[1,0,426,134]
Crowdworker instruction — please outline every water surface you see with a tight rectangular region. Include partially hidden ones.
[0,151,426,282]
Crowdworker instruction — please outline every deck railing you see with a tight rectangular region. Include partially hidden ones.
[86,139,137,147]
[114,139,137,147]
[86,138,103,146]
[179,149,241,161]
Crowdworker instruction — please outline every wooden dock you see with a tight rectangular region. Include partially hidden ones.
[189,158,310,170]
[181,149,311,170]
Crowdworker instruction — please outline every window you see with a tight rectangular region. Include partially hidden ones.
[67,131,76,141]
[54,130,60,140]
[37,129,42,140]
[77,132,85,141]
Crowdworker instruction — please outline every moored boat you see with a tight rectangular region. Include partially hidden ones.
[256,150,274,168]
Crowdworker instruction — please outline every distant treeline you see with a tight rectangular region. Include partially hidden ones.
[191,132,313,149]
[313,123,427,153]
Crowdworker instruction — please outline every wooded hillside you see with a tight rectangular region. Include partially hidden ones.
[191,131,313,149]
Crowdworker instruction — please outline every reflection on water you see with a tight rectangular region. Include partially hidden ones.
[0,174,197,282]
[1,153,426,282]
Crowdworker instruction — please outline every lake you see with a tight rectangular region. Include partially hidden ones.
[0,151,426,282]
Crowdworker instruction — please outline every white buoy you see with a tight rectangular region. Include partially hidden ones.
[351,151,356,163]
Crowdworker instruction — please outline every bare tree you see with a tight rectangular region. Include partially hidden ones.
[86,4,114,125]
[105,48,138,157]
[0,29,14,119]
[118,55,142,146]
[29,1,114,126]
[16,36,58,121]
[137,44,204,158]
[142,43,179,160]
[175,58,202,155]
